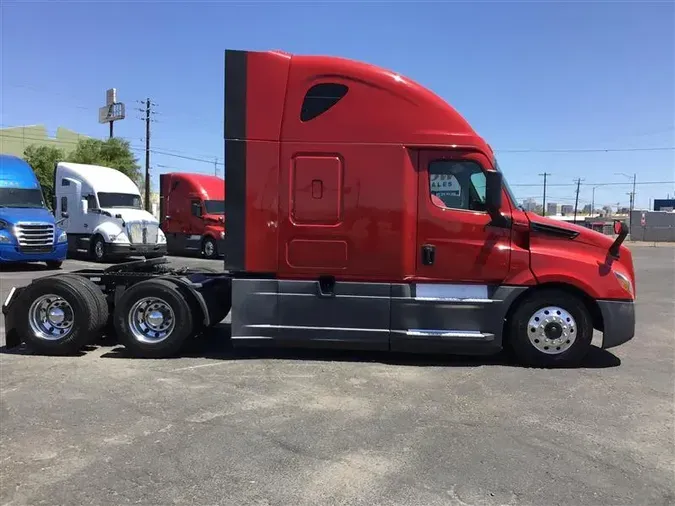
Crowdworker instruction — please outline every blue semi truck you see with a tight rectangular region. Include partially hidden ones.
[0,154,68,269]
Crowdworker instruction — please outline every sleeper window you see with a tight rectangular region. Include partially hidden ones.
[429,160,487,211]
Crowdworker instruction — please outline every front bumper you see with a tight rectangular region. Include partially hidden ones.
[107,242,168,258]
[598,299,635,349]
[0,242,67,263]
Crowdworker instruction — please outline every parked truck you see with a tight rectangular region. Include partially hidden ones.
[54,161,167,261]
[159,172,225,259]
[2,49,636,367]
[0,154,68,269]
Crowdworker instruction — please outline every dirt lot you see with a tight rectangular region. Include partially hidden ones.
[0,246,673,506]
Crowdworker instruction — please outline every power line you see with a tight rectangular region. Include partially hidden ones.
[509,180,674,188]
[496,146,675,153]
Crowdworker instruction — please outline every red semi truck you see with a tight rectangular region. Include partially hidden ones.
[2,49,636,367]
[159,172,225,259]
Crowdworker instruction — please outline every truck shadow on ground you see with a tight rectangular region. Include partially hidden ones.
[92,324,622,369]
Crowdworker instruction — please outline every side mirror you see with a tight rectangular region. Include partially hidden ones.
[613,220,627,235]
[609,220,629,259]
[61,211,69,219]
[81,199,88,214]
[485,170,503,215]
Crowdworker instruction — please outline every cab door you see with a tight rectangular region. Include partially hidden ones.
[415,149,511,284]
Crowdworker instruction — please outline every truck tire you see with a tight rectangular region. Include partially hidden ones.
[59,274,110,330]
[506,289,593,368]
[91,235,107,262]
[45,260,63,270]
[12,276,100,355]
[113,278,194,358]
[202,237,218,259]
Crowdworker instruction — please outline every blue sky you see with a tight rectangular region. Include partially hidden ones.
[1,0,673,210]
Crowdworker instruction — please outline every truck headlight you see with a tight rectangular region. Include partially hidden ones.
[0,232,13,243]
[109,233,130,244]
[614,271,634,297]
[220,231,225,239]
[57,231,67,243]
[157,229,166,244]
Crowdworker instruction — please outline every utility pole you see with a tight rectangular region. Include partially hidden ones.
[214,157,218,177]
[615,172,636,238]
[539,172,551,216]
[573,178,584,223]
[144,98,151,212]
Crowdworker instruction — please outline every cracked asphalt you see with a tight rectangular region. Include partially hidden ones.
[0,246,673,505]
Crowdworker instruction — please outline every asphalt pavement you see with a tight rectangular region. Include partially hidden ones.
[0,246,673,506]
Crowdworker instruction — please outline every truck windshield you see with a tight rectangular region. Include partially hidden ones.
[98,192,142,209]
[494,159,520,209]
[204,200,225,214]
[0,188,47,208]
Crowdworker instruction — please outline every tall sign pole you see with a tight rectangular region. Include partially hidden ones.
[98,88,125,138]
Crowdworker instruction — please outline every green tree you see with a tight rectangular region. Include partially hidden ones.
[22,145,65,209]
[68,137,142,184]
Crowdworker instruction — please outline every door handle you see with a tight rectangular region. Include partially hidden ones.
[422,244,436,266]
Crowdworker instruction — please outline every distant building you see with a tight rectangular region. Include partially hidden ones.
[546,202,558,215]
[560,204,574,215]
[653,198,675,212]
[0,124,91,158]
[522,198,538,211]
[582,204,593,214]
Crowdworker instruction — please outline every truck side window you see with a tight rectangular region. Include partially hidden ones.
[429,160,487,212]
[61,179,70,186]
[61,196,68,213]
[300,83,348,122]
[191,200,202,217]
[86,194,98,210]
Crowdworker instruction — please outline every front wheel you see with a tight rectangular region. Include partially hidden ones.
[45,260,63,270]
[202,237,218,259]
[506,289,593,368]
[91,236,107,262]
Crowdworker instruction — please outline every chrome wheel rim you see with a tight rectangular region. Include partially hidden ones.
[28,294,75,341]
[527,306,577,355]
[94,241,104,259]
[128,297,175,344]
[204,241,214,257]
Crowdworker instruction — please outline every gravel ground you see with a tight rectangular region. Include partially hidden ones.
[0,246,673,506]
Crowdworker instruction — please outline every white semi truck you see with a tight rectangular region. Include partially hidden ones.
[54,162,167,261]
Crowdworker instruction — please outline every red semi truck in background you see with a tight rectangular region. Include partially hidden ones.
[2,49,636,368]
[159,172,225,259]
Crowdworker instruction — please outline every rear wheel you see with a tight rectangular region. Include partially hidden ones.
[202,237,217,259]
[13,276,100,355]
[59,274,109,329]
[506,289,593,368]
[113,279,194,358]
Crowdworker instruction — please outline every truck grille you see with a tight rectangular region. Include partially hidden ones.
[15,223,55,251]
[127,221,158,244]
